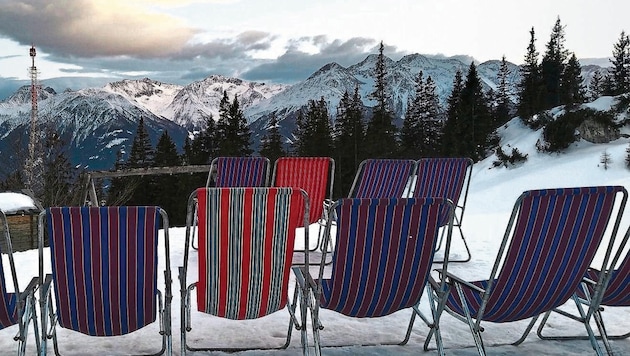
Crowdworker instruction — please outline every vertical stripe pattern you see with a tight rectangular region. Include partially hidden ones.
[214,156,269,187]
[196,187,302,320]
[580,253,630,306]
[320,197,448,317]
[273,157,330,225]
[46,206,160,336]
[445,186,622,322]
[413,158,471,225]
[351,159,415,198]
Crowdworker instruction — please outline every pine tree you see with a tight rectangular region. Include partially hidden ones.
[126,117,155,205]
[610,30,630,95]
[152,131,186,225]
[458,62,494,161]
[259,113,285,164]
[560,53,586,107]
[541,17,569,109]
[517,27,543,121]
[294,97,333,157]
[333,86,365,197]
[41,129,75,206]
[365,41,397,158]
[215,92,252,156]
[442,70,465,156]
[190,114,217,165]
[400,72,442,158]
[589,70,605,100]
[127,117,154,168]
[494,56,512,126]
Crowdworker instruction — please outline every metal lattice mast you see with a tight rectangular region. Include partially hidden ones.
[25,45,40,190]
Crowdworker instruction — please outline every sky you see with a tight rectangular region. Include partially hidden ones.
[2,96,630,355]
[0,0,628,100]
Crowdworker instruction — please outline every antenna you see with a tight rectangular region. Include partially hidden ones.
[25,44,41,191]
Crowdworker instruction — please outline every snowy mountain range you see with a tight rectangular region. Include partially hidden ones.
[0,53,603,178]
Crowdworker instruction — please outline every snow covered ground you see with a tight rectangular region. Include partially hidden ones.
[3,106,630,354]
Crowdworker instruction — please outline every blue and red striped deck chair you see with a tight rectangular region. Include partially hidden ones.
[412,157,473,262]
[348,159,417,199]
[294,197,455,355]
[537,222,630,355]
[38,206,172,356]
[0,209,40,356]
[271,157,334,264]
[206,156,270,188]
[431,186,627,356]
[179,187,311,355]
[193,156,271,250]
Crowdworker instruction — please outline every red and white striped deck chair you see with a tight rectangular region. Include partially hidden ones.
[271,157,334,264]
[0,209,40,356]
[412,158,473,262]
[294,197,455,355]
[431,186,627,356]
[38,206,172,356]
[348,159,417,198]
[537,221,630,355]
[206,156,270,188]
[179,187,311,355]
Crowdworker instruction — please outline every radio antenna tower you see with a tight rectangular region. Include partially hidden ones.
[25,45,41,191]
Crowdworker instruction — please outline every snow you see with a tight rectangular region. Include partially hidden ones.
[0,192,37,214]
[3,110,630,355]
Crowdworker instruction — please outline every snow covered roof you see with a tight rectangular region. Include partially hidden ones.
[0,192,40,215]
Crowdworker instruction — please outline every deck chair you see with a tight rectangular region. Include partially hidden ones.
[205,156,270,187]
[412,157,473,262]
[431,186,627,356]
[179,187,311,355]
[348,159,417,198]
[537,221,630,355]
[193,156,271,250]
[38,206,172,356]
[271,157,334,264]
[295,197,455,356]
[0,209,40,356]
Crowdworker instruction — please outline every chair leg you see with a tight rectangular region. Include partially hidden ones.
[454,282,486,356]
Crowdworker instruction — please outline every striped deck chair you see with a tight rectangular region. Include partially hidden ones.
[412,157,473,262]
[348,159,417,198]
[431,186,627,356]
[0,209,40,356]
[206,156,270,187]
[179,187,310,355]
[193,156,271,250]
[294,197,455,355]
[271,157,334,263]
[38,206,172,356]
[537,222,630,355]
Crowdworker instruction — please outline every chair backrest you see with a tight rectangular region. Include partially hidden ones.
[412,158,473,225]
[478,186,626,323]
[583,227,630,306]
[0,209,18,329]
[44,206,163,336]
[348,159,416,198]
[195,187,306,320]
[272,157,333,225]
[208,156,270,187]
[319,197,453,318]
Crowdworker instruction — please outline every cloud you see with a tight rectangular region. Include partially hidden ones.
[241,36,407,83]
[0,0,198,58]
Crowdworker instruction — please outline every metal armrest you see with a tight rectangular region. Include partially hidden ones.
[19,277,39,301]
[435,268,486,294]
